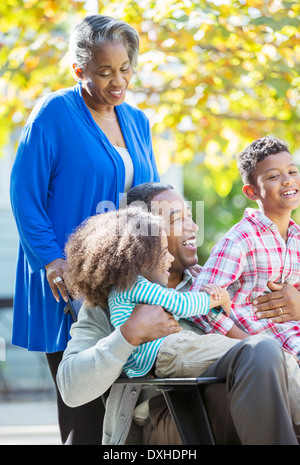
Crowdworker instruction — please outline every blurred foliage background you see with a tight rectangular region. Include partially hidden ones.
[1,0,299,263]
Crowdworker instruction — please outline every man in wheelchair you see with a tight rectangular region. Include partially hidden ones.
[57,182,299,445]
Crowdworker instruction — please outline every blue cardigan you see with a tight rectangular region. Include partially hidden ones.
[10,83,159,352]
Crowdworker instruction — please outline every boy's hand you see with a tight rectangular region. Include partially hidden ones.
[203,284,232,316]
[188,264,202,277]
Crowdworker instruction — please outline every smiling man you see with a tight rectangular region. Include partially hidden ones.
[150,188,199,289]
[57,180,299,445]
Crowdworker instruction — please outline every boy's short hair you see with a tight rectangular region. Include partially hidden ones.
[237,136,290,185]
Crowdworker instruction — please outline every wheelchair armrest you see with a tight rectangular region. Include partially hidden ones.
[114,376,225,386]
[114,376,225,445]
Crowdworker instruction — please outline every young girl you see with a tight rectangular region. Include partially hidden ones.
[64,207,231,379]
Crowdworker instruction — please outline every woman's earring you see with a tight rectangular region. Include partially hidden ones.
[72,64,83,83]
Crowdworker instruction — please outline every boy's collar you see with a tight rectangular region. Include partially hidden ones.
[244,208,273,232]
[244,208,300,234]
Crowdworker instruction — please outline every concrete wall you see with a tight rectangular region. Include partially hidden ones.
[0,146,54,396]
[0,145,19,300]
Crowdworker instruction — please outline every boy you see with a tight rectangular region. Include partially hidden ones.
[191,136,300,361]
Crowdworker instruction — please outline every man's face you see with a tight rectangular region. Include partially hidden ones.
[151,189,198,273]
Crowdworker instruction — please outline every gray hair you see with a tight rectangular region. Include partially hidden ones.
[69,15,140,72]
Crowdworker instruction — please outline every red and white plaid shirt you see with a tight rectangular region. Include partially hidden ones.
[191,208,300,359]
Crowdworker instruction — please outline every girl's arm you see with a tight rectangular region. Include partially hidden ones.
[111,278,227,326]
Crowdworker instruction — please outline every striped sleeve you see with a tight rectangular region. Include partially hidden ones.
[108,278,211,378]
[108,289,133,328]
[124,277,210,318]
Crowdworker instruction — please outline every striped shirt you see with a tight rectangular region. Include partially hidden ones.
[109,275,210,377]
[191,208,300,359]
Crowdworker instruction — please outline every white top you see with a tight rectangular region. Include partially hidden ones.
[114,146,134,193]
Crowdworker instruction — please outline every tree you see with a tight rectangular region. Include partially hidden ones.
[0,0,86,151]
[98,0,300,171]
[99,0,300,259]
[2,0,299,162]
[1,0,299,255]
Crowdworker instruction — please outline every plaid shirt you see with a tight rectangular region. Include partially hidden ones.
[190,208,300,359]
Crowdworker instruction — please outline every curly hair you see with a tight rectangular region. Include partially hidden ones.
[237,136,290,185]
[64,207,166,309]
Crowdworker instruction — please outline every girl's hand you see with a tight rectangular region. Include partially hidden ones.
[202,283,223,300]
[203,284,232,316]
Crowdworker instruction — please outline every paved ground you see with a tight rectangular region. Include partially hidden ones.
[0,306,61,445]
[0,399,61,445]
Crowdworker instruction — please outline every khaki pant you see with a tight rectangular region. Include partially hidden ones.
[155,330,239,378]
[144,331,238,445]
[144,334,299,445]
[155,330,300,435]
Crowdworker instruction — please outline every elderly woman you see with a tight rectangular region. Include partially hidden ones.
[10,15,159,444]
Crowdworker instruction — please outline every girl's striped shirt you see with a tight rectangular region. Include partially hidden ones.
[109,276,211,377]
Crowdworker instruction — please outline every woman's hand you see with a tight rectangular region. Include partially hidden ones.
[120,304,181,346]
[45,258,69,303]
